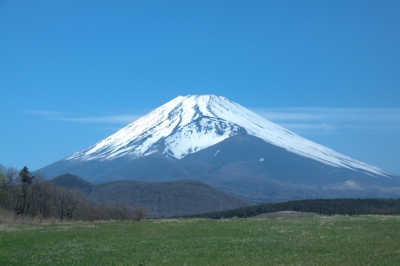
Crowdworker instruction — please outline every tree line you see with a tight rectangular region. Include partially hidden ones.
[192,198,400,219]
[0,164,147,221]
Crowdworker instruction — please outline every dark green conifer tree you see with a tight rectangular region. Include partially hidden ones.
[18,166,34,214]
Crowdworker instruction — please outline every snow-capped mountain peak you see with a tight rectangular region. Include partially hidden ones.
[66,95,389,177]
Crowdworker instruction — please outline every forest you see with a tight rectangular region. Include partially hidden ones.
[0,164,146,222]
[193,197,400,219]
[2,163,400,222]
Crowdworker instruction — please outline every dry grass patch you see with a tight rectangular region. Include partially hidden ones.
[0,207,63,226]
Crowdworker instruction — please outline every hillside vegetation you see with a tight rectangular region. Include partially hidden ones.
[194,198,400,219]
[0,165,146,222]
[52,174,254,218]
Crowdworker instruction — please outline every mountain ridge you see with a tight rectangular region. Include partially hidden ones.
[51,174,254,218]
[39,95,400,202]
[64,95,390,176]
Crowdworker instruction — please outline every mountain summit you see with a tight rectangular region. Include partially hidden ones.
[40,95,400,202]
[67,95,386,176]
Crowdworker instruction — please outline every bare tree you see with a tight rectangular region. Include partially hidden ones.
[0,164,18,191]
[0,165,19,210]
[1,164,148,222]
[53,187,83,220]
[133,207,148,221]
[0,172,9,205]
[29,174,56,217]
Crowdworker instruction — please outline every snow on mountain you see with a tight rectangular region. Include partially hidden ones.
[66,95,390,177]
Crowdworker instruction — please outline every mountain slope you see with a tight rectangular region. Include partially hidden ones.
[39,95,400,202]
[51,174,254,218]
[65,95,389,176]
[51,173,93,194]
[181,135,400,202]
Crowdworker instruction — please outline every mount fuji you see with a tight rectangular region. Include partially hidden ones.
[39,95,400,202]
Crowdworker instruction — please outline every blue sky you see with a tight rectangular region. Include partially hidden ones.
[1,0,399,174]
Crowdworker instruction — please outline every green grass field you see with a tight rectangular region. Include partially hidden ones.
[1,215,400,265]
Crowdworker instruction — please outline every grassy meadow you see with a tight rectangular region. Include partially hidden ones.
[1,215,400,265]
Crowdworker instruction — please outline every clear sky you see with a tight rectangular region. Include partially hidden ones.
[1,0,399,174]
